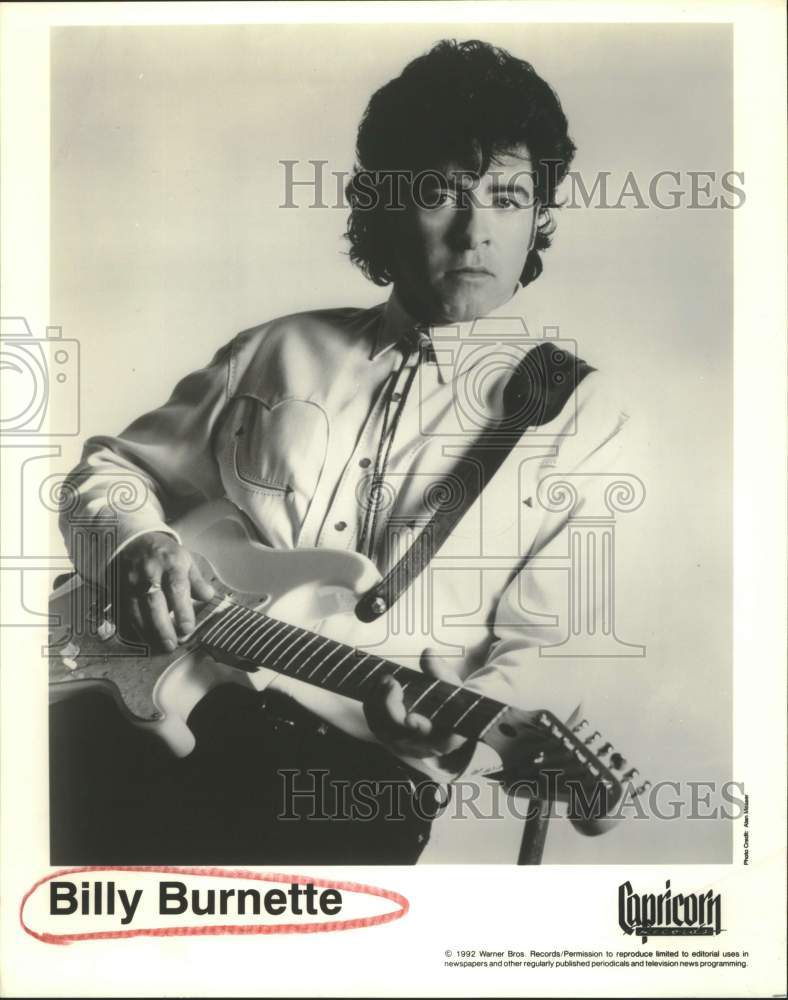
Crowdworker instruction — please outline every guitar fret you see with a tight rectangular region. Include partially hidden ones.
[236,618,277,660]
[61,565,632,823]
[198,608,230,645]
[424,685,492,734]
[306,639,338,679]
[453,695,483,728]
[201,603,248,645]
[298,637,331,676]
[226,611,270,657]
[407,679,438,712]
[207,607,254,651]
[245,618,289,660]
[337,656,387,692]
[402,679,460,723]
[276,629,320,674]
[265,625,301,665]
[472,695,509,729]
[427,685,459,720]
[223,604,256,636]
[387,665,417,697]
[197,614,223,645]
[197,605,510,744]
[450,692,509,740]
[320,646,355,683]
[288,632,323,674]
[475,703,507,738]
[228,619,263,656]
[336,655,368,687]
[358,661,383,686]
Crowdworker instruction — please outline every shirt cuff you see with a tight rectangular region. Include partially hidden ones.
[110,524,183,563]
[69,517,182,582]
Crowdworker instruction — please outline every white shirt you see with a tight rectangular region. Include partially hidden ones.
[62,286,633,777]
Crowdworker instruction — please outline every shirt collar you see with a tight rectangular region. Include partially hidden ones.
[373,285,531,384]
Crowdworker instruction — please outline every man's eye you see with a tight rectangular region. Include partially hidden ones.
[430,189,457,207]
[493,196,519,209]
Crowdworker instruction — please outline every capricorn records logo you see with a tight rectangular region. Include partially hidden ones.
[618,880,722,944]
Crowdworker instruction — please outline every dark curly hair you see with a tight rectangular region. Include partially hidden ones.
[345,39,576,288]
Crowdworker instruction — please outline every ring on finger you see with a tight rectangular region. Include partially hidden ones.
[146,582,163,595]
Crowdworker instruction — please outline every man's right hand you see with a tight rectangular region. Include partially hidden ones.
[116,532,215,652]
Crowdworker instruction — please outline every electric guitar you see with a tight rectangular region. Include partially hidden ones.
[48,499,647,836]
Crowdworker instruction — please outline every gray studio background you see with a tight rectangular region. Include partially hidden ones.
[50,23,733,864]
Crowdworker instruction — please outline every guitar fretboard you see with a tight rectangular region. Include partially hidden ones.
[196,601,506,741]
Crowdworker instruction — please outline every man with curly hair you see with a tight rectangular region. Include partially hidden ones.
[53,39,629,864]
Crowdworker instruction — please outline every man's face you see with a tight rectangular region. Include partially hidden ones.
[390,147,539,325]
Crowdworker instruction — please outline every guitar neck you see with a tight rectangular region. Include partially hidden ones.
[195,601,507,742]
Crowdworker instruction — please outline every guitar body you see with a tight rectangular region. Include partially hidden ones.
[49,499,394,756]
[49,499,642,839]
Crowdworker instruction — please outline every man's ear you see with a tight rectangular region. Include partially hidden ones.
[536,205,553,234]
[526,207,544,253]
[527,206,554,253]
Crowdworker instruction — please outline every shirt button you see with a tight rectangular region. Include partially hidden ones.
[359,458,371,468]
[334,521,347,532]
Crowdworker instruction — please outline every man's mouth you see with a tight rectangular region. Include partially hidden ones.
[447,266,494,278]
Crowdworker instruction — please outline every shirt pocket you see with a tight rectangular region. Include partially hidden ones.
[221,395,329,506]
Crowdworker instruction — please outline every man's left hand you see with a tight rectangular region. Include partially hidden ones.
[363,648,468,761]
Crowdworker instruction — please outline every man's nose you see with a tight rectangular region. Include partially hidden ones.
[452,203,492,250]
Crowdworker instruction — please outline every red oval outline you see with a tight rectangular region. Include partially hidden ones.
[20,865,410,945]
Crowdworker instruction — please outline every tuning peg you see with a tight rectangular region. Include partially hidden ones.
[597,742,614,756]
[572,719,589,733]
[609,753,626,771]
[623,768,639,781]
[635,780,652,797]
[584,730,601,746]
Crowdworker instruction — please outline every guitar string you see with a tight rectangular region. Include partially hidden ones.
[73,597,630,788]
[183,597,622,781]
[186,600,621,788]
[190,594,503,737]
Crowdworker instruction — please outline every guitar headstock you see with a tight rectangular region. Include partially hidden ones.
[482,706,648,835]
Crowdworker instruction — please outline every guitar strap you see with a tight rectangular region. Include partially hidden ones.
[355,340,595,622]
